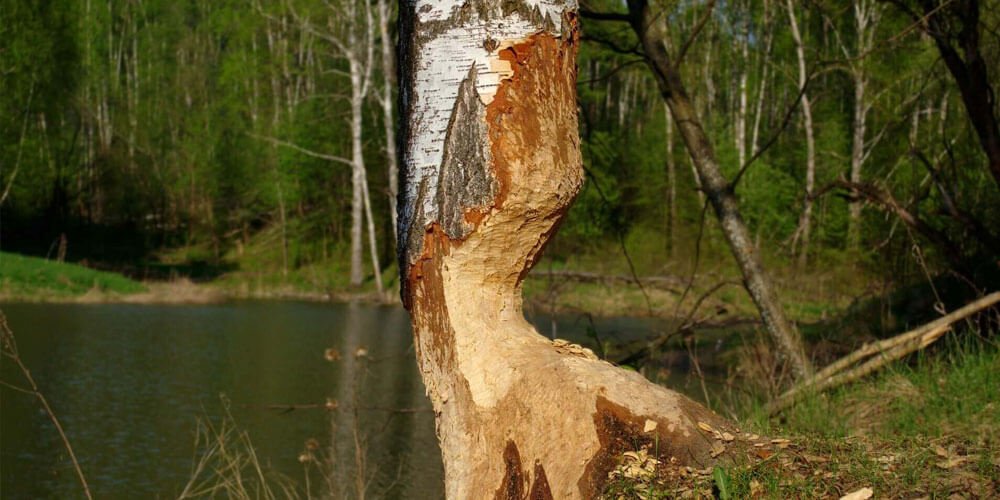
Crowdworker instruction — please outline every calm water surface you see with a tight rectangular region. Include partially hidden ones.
[0,302,680,499]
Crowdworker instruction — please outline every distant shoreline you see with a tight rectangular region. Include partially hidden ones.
[0,278,399,306]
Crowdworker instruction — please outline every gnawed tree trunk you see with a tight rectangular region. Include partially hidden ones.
[398,1,739,496]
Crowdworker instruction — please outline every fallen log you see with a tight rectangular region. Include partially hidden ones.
[768,291,1000,414]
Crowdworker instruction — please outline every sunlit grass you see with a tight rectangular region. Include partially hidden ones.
[0,251,146,298]
[604,338,1000,498]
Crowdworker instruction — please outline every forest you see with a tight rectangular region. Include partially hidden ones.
[2,0,995,297]
[1,0,999,498]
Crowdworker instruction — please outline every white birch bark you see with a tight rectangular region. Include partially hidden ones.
[302,0,380,288]
[750,0,773,156]
[377,0,399,241]
[736,1,749,168]
[845,0,881,249]
[786,0,817,266]
[665,103,676,255]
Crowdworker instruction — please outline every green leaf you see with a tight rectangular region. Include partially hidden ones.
[713,466,732,500]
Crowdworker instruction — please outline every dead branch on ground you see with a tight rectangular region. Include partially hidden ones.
[768,291,1000,414]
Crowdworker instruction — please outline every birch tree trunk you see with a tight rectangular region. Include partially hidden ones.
[845,0,880,249]
[377,0,399,241]
[786,0,817,266]
[735,0,749,169]
[750,0,773,156]
[665,103,676,256]
[344,0,378,288]
[398,2,740,496]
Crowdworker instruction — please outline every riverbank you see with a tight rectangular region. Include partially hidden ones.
[0,249,866,329]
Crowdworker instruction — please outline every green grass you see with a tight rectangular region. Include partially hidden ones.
[154,224,394,298]
[604,339,1000,498]
[0,251,146,298]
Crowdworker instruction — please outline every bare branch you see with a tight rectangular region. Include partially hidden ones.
[249,133,353,166]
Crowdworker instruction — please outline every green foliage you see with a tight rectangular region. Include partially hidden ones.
[1,0,998,294]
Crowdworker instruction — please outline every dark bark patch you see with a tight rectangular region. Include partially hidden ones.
[579,397,656,495]
[529,461,553,500]
[436,64,497,241]
[495,440,525,500]
[408,224,458,369]
[579,395,741,496]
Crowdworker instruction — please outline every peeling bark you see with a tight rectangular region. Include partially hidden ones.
[398,1,743,496]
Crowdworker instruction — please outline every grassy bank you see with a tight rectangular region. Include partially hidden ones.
[604,339,1000,498]
[0,251,147,300]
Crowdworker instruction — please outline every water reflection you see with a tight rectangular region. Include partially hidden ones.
[0,302,443,499]
[0,302,716,499]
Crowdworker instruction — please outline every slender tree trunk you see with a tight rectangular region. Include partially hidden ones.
[750,0,773,156]
[845,0,879,249]
[377,0,399,241]
[346,0,375,288]
[398,2,740,496]
[786,0,816,266]
[702,22,715,124]
[349,60,366,287]
[278,181,289,278]
[627,0,814,380]
[362,176,384,296]
[735,1,749,169]
[847,68,867,249]
[665,103,676,256]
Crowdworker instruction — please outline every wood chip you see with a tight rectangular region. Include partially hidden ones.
[936,456,967,469]
[721,431,735,441]
[710,440,726,458]
[643,419,658,433]
[697,421,715,433]
[839,487,873,500]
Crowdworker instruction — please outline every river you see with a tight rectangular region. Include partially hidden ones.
[0,301,695,499]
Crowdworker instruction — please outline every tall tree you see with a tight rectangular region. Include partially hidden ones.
[843,0,883,249]
[292,0,383,291]
[398,1,739,496]
[602,0,815,379]
[787,0,818,265]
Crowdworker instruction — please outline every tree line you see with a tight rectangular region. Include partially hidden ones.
[1,0,997,293]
